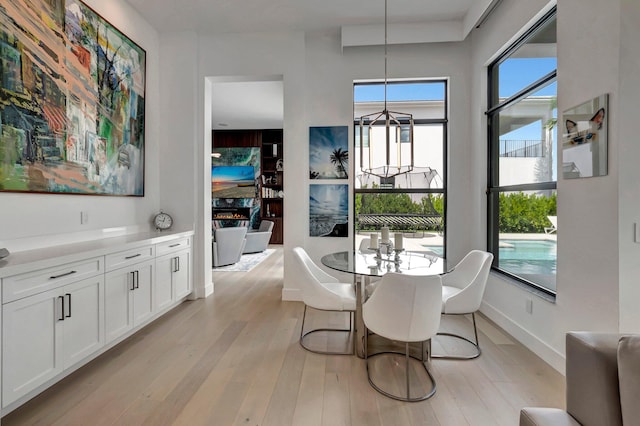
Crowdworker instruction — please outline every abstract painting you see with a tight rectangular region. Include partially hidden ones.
[309,184,348,237]
[309,126,348,179]
[0,0,146,195]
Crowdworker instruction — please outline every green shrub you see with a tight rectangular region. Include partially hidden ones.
[499,192,556,233]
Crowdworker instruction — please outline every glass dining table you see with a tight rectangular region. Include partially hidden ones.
[321,249,446,358]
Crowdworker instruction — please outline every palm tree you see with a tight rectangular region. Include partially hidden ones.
[330,148,348,178]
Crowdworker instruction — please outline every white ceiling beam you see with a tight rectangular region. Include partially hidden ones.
[341,20,464,48]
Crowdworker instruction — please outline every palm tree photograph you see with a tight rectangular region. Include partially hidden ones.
[309,126,349,179]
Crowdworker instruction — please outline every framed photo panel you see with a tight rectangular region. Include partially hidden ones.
[309,184,348,237]
[309,126,348,179]
[562,94,608,179]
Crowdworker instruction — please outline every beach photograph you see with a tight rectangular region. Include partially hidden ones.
[309,126,349,179]
[309,184,348,237]
[211,165,256,198]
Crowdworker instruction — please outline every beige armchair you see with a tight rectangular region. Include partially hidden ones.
[520,332,640,426]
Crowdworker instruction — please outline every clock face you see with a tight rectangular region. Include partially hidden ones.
[154,212,173,230]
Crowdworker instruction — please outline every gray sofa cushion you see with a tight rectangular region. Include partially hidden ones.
[565,332,622,426]
[519,408,580,426]
[617,335,640,425]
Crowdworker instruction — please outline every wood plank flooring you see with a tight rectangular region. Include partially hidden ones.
[2,247,565,425]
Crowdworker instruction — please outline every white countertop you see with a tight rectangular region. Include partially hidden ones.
[0,228,195,278]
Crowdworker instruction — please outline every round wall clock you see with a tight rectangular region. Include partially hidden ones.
[153,211,173,231]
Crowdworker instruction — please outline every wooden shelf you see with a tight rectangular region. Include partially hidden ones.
[260,130,284,244]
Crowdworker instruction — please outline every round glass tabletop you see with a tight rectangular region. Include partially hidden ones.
[321,250,445,277]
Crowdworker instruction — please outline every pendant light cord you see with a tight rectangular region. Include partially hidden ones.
[384,0,388,111]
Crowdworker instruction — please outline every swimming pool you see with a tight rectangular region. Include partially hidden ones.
[499,239,556,276]
[422,239,557,277]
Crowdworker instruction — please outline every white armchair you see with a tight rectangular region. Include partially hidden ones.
[363,273,443,401]
[435,250,493,359]
[243,220,274,254]
[293,247,356,355]
[212,227,247,267]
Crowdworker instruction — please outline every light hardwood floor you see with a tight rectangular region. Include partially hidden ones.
[2,247,565,425]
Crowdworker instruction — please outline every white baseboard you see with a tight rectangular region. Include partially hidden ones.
[481,300,566,375]
[202,283,213,299]
[282,287,301,301]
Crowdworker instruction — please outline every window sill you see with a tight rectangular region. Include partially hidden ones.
[491,268,556,304]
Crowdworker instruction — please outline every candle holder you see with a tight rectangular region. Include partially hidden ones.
[393,248,404,264]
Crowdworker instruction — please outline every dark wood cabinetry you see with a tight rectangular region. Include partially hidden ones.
[212,129,283,244]
[260,130,283,244]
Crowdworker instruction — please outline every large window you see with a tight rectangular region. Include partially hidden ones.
[487,8,557,295]
[354,80,447,256]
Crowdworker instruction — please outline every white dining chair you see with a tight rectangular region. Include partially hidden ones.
[363,272,443,401]
[293,247,356,355]
[435,250,493,360]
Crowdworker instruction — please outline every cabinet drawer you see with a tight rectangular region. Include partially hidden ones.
[105,245,154,272]
[156,237,191,256]
[2,257,104,304]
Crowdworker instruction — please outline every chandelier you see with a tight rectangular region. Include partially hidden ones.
[359,0,414,179]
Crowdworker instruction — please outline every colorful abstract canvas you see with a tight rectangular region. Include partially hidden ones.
[0,0,146,195]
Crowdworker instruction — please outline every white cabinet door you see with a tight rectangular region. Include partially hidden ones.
[155,255,174,312]
[132,261,154,326]
[62,276,104,367]
[104,260,154,344]
[174,250,191,300]
[2,289,63,407]
[104,268,134,344]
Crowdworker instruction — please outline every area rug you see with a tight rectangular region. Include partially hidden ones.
[213,249,275,272]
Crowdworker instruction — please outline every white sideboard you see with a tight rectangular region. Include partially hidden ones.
[0,229,194,416]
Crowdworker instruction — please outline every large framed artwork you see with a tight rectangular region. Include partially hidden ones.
[309,126,348,179]
[562,94,608,179]
[309,184,348,237]
[0,0,146,195]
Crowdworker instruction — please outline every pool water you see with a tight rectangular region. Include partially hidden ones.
[422,239,557,276]
[499,239,556,275]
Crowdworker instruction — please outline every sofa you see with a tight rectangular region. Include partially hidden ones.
[520,332,640,426]
[242,220,274,254]
[212,226,247,267]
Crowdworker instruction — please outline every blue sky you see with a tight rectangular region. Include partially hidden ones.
[354,57,556,102]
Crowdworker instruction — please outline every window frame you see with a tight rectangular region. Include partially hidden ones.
[353,79,448,258]
[486,7,557,297]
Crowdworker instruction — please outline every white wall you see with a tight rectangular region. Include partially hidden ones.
[0,0,161,250]
[617,0,640,332]
[471,0,635,372]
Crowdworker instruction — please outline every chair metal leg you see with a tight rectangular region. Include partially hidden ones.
[299,305,355,355]
[365,335,437,402]
[433,312,481,360]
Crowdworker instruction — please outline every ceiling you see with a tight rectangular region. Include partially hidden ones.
[126,0,499,131]
[126,0,490,37]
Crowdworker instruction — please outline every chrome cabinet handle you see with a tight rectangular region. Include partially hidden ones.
[169,243,180,248]
[125,253,142,260]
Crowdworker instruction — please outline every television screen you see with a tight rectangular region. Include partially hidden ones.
[211,165,256,198]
